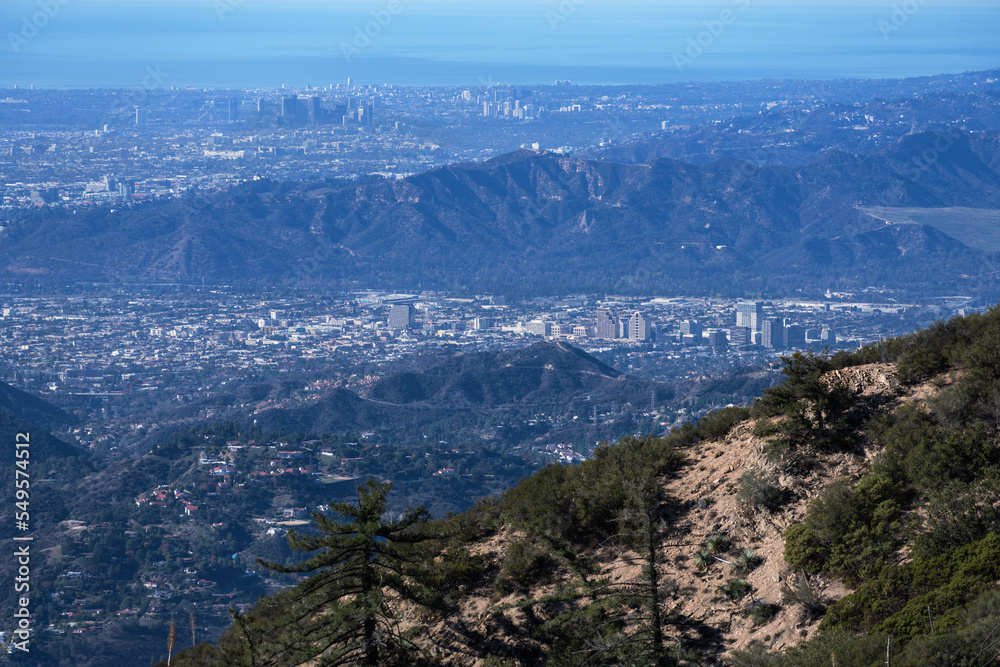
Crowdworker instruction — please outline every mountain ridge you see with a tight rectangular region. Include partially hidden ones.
[4,130,999,297]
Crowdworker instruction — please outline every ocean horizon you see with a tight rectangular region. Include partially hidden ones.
[1,3,998,89]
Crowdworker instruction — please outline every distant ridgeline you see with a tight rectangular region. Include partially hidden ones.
[162,304,1000,665]
[4,129,1000,298]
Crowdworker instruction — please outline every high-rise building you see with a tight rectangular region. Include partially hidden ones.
[357,101,373,126]
[729,326,752,347]
[821,328,837,345]
[628,311,651,342]
[784,324,806,349]
[708,331,728,349]
[526,320,550,336]
[387,305,415,330]
[308,96,322,124]
[595,309,618,338]
[228,98,238,121]
[736,301,764,331]
[762,317,784,350]
[281,96,298,123]
[135,108,148,126]
[680,319,703,338]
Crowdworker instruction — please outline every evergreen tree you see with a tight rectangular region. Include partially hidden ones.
[532,478,685,666]
[251,479,437,666]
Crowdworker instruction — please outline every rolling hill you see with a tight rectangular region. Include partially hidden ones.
[247,342,672,442]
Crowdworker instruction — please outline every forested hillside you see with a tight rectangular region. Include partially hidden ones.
[165,304,1000,665]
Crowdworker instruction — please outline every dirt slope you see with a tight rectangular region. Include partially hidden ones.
[404,362,928,664]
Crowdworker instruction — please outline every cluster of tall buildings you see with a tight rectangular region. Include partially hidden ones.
[595,309,652,341]
[252,95,375,128]
[733,301,835,350]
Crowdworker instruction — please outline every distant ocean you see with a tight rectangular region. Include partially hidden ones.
[1,2,998,89]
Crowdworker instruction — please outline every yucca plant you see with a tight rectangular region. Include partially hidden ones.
[720,578,752,601]
[693,548,714,571]
[747,599,780,625]
[781,571,825,621]
[733,548,762,574]
[706,533,732,554]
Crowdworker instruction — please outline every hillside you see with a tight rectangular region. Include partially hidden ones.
[245,342,672,444]
[167,304,1000,665]
[4,130,1000,297]
[0,379,78,432]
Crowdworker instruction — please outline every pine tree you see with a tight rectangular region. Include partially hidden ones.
[530,479,685,666]
[252,479,437,666]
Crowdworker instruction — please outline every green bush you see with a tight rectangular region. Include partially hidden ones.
[783,524,827,574]
[697,405,751,440]
[500,434,685,545]
[498,539,550,592]
[754,629,894,667]
[736,471,789,512]
[912,474,1000,560]
[782,471,906,584]
[822,533,1000,641]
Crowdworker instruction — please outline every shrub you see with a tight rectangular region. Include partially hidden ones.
[697,405,751,440]
[783,524,827,574]
[428,547,487,599]
[500,434,685,546]
[736,471,789,512]
[726,642,771,667]
[498,540,550,593]
[780,572,825,622]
